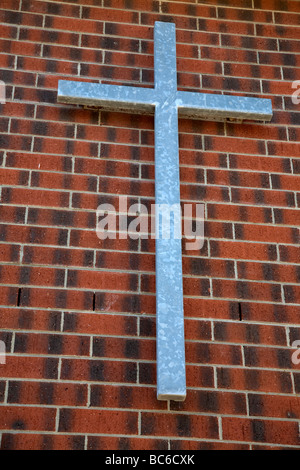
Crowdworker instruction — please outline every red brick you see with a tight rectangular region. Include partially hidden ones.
[64,311,137,336]
[67,269,138,292]
[0,308,62,332]
[60,358,137,383]
[13,332,90,357]
[275,11,300,25]
[237,261,299,284]
[202,46,257,64]
[203,75,261,94]
[213,279,282,303]
[274,207,300,226]
[102,0,161,11]
[242,302,300,324]
[17,56,78,75]
[184,319,212,342]
[88,435,168,451]
[21,245,93,267]
[170,440,249,450]
[2,287,94,311]
[0,265,65,288]
[205,136,266,155]
[0,23,18,39]
[244,345,296,370]
[279,244,300,263]
[44,43,103,64]
[1,355,58,380]
[273,174,300,191]
[170,389,247,415]
[228,153,291,173]
[236,224,298,244]
[224,62,281,80]
[83,5,139,23]
[222,417,300,446]
[207,168,270,188]
[217,367,293,394]
[19,27,80,47]
[183,257,235,279]
[248,393,300,419]
[1,103,35,118]
[141,411,219,439]
[186,342,243,366]
[59,408,138,435]
[283,284,300,304]
[10,118,75,139]
[0,53,14,69]
[140,13,198,31]
[256,23,300,40]
[0,134,32,152]
[3,155,27,188]
[31,138,92,157]
[5,151,53,173]
[213,321,287,347]
[263,79,298,96]
[1,433,86,451]
[163,2,216,18]
[1,244,20,264]
[7,381,88,407]
[221,33,277,52]
[207,203,273,224]
[92,336,154,361]
[20,0,81,18]
[0,406,56,432]
[227,123,287,141]
[231,187,295,208]
[1,187,69,208]
[260,51,300,67]
[90,384,166,411]
[75,156,139,179]
[69,227,140,251]
[44,15,103,34]
[0,38,41,56]
[178,29,219,48]
[254,0,300,13]
[210,240,278,262]
[183,298,236,321]
[0,9,44,27]
[178,58,222,76]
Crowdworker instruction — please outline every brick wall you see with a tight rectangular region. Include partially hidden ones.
[0,0,300,450]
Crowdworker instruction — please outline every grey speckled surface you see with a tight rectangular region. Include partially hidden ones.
[58,22,273,402]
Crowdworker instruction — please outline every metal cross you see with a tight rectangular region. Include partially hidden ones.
[57,21,272,401]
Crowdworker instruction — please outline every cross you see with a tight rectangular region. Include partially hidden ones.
[57,21,272,402]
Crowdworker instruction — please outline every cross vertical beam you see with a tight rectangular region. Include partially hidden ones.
[154,23,186,401]
[57,21,272,402]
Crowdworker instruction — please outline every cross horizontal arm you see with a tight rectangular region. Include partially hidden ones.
[58,80,157,114]
[176,91,273,122]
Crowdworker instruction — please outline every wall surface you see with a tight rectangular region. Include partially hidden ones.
[0,0,300,450]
